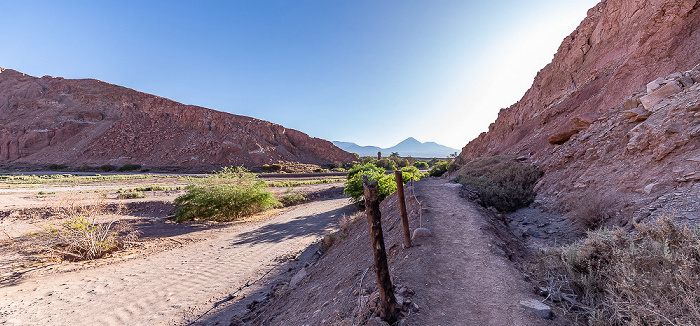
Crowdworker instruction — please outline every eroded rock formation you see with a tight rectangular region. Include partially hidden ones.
[458,0,700,225]
[0,68,356,170]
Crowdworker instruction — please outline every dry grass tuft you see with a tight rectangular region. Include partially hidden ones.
[532,214,700,325]
[45,193,139,261]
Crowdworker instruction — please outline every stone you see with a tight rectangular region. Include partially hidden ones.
[412,227,433,240]
[665,123,683,134]
[572,113,599,130]
[623,106,650,122]
[640,82,683,110]
[677,172,700,182]
[680,73,694,87]
[519,299,553,319]
[646,77,667,93]
[623,97,640,111]
[289,268,307,288]
[548,129,578,145]
[643,183,659,195]
[683,99,700,111]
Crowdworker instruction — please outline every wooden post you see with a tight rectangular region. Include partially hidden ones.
[363,176,400,324]
[394,171,411,248]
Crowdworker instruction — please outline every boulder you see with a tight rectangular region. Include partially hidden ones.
[623,97,640,111]
[548,129,578,145]
[640,82,683,110]
[572,113,599,130]
[519,299,553,319]
[623,106,650,122]
[680,72,694,87]
[411,227,433,240]
[646,77,667,93]
[289,268,307,288]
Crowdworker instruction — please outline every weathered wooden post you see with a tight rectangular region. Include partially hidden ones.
[362,176,400,324]
[394,171,411,248]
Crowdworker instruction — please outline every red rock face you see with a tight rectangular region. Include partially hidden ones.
[0,69,356,170]
[458,0,700,224]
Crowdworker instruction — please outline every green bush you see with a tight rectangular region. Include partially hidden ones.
[400,166,424,182]
[453,156,541,212]
[413,161,429,169]
[172,167,281,222]
[428,160,451,177]
[344,163,424,207]
[48,164,67,171]
[361,157,377,165]
[117,164,142,172]
[100,164,116,172]
[376,158,396,171]
[279,188,307,206]
[117,191,147,199]
[536,215,700,325]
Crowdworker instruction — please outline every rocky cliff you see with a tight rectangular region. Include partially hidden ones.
[0,68,356,171]
[458,0,700,225]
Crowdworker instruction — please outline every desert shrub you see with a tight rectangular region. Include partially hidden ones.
[172,167,281,222]
[100,164,116,172]
[565,192,619,230]
[376,158,397,171]
[428,158,441,167]
[453,156,541,212]
[117,190,147,199]
[396,158,410,168]
[413,161,429,169]
[48,164,67,171]
[344,163,421,206]
[279,188,307,206]
[117,164,142,172]
[361,157,377,165]
[428,160,451,177]
[45,195,138,261]
[536,215,700,325]
[400,166,424,182]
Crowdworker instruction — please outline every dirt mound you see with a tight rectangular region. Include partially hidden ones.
[0,68,355,171]
[458,0,700,225]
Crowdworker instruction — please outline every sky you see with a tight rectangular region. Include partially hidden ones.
[0,0,599,149]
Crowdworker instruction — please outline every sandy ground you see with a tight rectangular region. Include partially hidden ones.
[0,194,355,325]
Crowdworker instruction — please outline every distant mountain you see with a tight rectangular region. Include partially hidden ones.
[333,137,459,158]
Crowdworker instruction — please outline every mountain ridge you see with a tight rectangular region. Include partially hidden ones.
[333,137,458,158]
[0,68,356,171]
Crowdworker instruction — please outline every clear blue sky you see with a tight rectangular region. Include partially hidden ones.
[1,0,599,149]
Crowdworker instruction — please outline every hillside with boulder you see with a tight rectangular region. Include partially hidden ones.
[0,68,355,171]
[457,0,700,225]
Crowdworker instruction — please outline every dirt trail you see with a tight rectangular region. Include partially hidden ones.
[408,178,547,325]
[217,178,557,325]
[0,197,354,326]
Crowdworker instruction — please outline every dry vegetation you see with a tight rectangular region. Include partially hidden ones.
[453,156,542,212]
[531,214,700,325]
[17,194,140,262]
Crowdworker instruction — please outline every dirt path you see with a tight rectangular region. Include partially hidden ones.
[0,197,354,326]
[408,178,548,325]
[216,178,557,325]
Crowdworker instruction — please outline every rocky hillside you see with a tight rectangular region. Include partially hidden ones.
[458,0,700,225]
[0,68,355,171]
